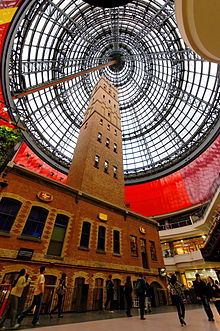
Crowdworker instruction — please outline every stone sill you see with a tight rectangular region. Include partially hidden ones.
[96,249,106,254]
[78,246,90,251]
[0,231,11,237]
[44,255,64,261]
[112,253,121,257]
[17,235,42,242]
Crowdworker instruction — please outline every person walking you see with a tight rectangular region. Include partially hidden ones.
[104,275,114,312]
[168,274,186,326]
[206,276,220,315]
[135,273,146,320]
[144,278,152,313]
[124,276,133,317]
[49,273,67,318]
[193,273,214,321]
[17,266,46,327]
[0,269,30,330]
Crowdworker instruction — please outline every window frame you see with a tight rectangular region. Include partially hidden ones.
[149,240,157,261]
[47,213,69,256]
[130,235,138,257]
[0,197,22,233]
[113,229,120,254]
[79,221,91,249]
[97,225,106,252]
[21,206,49,239]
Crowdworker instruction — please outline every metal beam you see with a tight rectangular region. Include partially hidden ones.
[12,60,116,99]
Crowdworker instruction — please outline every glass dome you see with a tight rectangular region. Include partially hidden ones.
[1,0,220,184]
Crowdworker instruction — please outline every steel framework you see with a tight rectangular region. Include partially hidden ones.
[1,0,220,183]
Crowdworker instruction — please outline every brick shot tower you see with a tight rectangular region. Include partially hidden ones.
[67,76,125,207]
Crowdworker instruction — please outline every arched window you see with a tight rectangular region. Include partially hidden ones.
[47,214,69,256]
[22,206,48,238]
[0,197,22,232]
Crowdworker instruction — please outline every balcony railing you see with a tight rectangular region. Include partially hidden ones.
[159,175,220,231]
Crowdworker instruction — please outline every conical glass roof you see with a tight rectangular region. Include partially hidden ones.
[2,0,219,184]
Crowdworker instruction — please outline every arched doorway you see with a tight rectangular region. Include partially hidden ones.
[72,277,89,312]
[92,278,103,310]
[41,275,57,313]
[150,281,167,307]
[113,278,123,310]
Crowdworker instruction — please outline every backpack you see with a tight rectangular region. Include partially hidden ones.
[106,280,114,291]
[135,279,144,296]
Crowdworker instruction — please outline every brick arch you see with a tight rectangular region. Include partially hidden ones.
[73,271,89,284]
[0,264,35,283]
[91,273,105,287]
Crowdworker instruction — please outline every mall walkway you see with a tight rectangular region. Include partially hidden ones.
[11,305,220,331]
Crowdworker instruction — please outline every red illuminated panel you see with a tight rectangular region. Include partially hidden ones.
[13,143,67,183]
[125,136,220,216]
[125,172,191,216]
[181,135,220,204]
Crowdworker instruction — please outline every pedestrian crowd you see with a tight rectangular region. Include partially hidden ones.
[0,268,219,330]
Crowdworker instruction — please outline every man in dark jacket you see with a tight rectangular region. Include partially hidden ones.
[136,273,147,320]
[193,273,214,321]
[104,275,114,312]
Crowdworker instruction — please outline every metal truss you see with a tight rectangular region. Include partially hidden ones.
[1,0,220,182]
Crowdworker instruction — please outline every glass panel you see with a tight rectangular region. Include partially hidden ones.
[80,222,91,248]
[22,206,48,237]
[149,240,157,261]
[47,240,63,256]
[97,226,106,251]
[130,235,138,257]
[113,230,120,254]
[0,198,22,232]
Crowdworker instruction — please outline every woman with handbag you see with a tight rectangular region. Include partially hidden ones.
[49,273,67,318]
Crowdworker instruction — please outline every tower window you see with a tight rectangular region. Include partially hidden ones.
[103,95,105,99]
[104,160,109,173]
[109,100,111,104]
[107,124,110,131]
[113,143,117,153]
[94,155,100,168]
[113,166,118,178]
[97,132,102,142]
[97,226,106,251]
[100,119,103,125]
[114,104,116,108]
[105,138,110,148]
[114,129,117,136]
[108,112,110,117]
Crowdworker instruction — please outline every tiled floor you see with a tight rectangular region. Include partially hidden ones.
[13,305,220,331]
